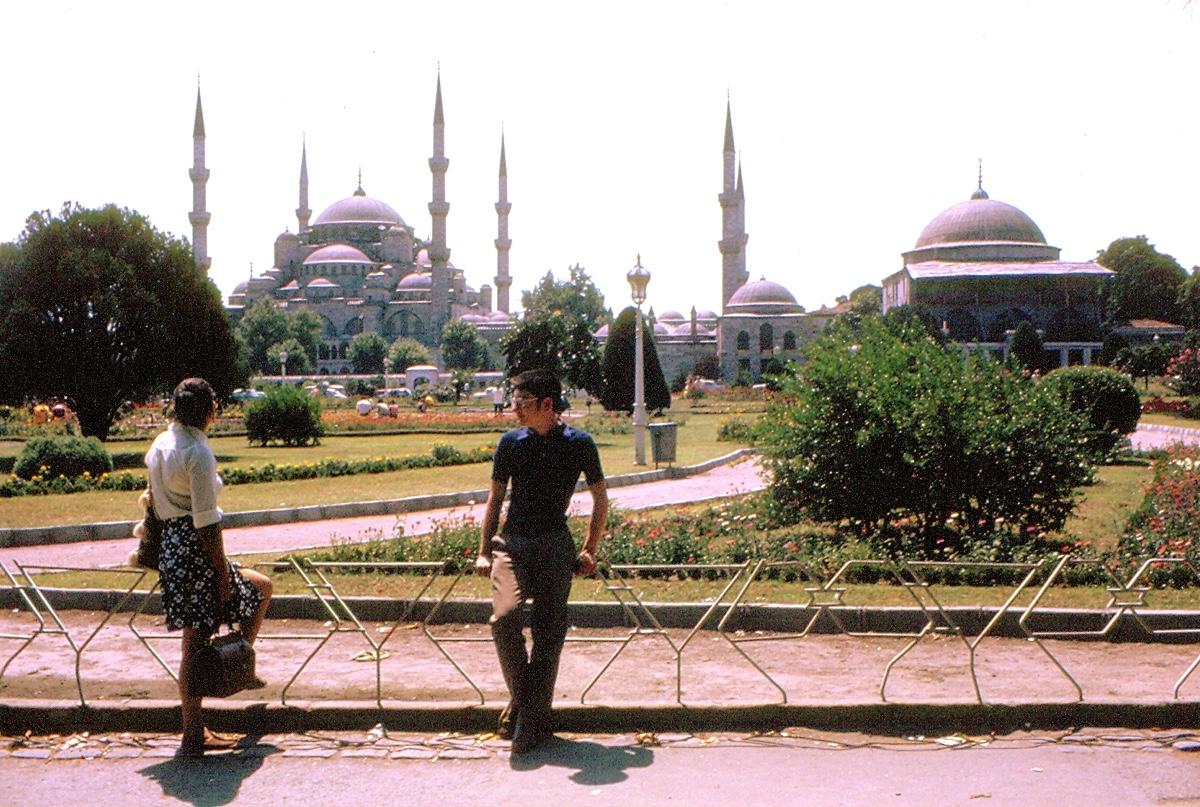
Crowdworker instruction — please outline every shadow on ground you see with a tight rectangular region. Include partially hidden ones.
[509,736,654,785]
[138,737,280,807]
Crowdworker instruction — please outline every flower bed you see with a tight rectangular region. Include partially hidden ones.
[0,443,494,498]
[321,409,509,434]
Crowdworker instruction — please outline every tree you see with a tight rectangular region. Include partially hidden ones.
[1009,320,1048,372]
[1117,342,1172,390]
[500,314,603,396]
[1176,267,1200,331]
[267,337,313,376]
[692,354,722,381]
[348,332,389,374]
[1096,331,1129,367]
[449,367,475,403]
[520,264,608,329]
[1098,236,1188,325]
[244,385,324,446]
[754,317,1090,557]
[441,320,491,370]
[237,300,321,374]
[1039,366,1141,462]
[600,307,670,412]
[848,284,882,316]
[386,337,432,372]
[0,203,244,439]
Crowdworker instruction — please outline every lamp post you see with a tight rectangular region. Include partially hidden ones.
[383,357,392,393]
[279,350,288,387]
[627,255,651,466]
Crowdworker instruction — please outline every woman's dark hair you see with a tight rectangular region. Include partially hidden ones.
[173,377,215,429]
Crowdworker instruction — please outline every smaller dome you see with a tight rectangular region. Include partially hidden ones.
[397,272,432,290]
[415,248,431,267]
[728,278,799,307]
[280,279,299,290]
[276,230,299,243]
[696,310,719,321]
[657,310,685,323]
[459,314,485,323]
[488,311,511,322]
[304,243,372,265]
[593,324,610,338]
[653,323,670,335]
[233,281,249,294]
[307,277,338,288]
[671,323,694,336]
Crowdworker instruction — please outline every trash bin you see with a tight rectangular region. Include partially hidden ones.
[647,422,677,467]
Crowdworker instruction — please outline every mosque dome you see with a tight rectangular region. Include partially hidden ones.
[233,281,249,294]
[313,186,405,227]
[696,310,719,321]
[459,314,485,323]
[397,272,432,290]
[593,324,609,338]
[727,278,801,313]
[487,311,511,322]
[657,310,685,323]
[904,183,1061,263]
[653,322,670,335]
[276,230,299,243]
[306,277,338,288]
[303,243,372,265]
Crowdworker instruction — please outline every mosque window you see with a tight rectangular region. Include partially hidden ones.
[783,331,797,350]
[736,331,750,351]
[759,323,774,351]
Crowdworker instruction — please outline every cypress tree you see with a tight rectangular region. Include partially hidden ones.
[600,307,671,412]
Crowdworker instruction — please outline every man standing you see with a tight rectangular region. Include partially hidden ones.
[475,368,608,754]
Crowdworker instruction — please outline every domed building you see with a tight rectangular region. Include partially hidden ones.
[209,77,514,373]
[883,177,1113,364]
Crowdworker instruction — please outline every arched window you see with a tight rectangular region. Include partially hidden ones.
[759,323,774,351]
[319,344,329,361]
[736,331,750,350]
[343,317,364,336]
[782,331,797,350]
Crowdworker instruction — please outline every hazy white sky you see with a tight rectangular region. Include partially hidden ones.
[2,1,1197,317]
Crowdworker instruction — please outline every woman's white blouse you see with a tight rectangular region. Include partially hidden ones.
[145,422,223,528]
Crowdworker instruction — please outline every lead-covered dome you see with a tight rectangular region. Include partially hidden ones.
[303,243,372,265]
[313,186,405,227]
[726,278,802,314]
[904,184,1061,264]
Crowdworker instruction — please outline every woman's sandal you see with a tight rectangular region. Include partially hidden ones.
[177,728,241,757]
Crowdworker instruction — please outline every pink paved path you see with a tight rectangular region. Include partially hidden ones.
[5,459,768,570]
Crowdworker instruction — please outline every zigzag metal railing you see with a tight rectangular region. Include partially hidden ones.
[3,554,1200,706]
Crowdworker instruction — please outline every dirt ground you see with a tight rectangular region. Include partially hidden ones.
[1,609,1197,706]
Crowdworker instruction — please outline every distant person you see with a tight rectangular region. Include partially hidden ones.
[489,385,504,415]
[147,378,273,758]
[474,368,608,754]
[356,398,373,416]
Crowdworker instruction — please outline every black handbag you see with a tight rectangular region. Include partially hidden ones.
[190,632,257,698]
[131,488,163,571]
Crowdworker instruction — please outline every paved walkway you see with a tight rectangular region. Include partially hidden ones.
[4,458,768,570]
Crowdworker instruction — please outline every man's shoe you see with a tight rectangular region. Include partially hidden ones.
[496,702,517,740]
[510,716,550,755]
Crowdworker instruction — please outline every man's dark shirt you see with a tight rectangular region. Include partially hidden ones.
[493,423,604,538]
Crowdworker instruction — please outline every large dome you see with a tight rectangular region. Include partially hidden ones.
[303,243,372,265]
[313,187,404,227]
[726,278,803,315]
[915,197,1046,249]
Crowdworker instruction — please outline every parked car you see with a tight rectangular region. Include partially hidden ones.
[230,388,266,401]
[377,387,412,399]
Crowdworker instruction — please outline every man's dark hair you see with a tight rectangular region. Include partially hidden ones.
[173,377,215,429]
[510,368,565,411]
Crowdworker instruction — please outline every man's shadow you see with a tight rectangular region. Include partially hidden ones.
[138,736,280,807]
[509,736,654,785]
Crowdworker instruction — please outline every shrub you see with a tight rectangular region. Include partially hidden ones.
[1039,366,1141,462]
[244,385,325,446]
[716,417,754,443]
[754,316,1092,558]
[1116,447,1200,586]
[1166,343,1200,397]
[12,435,113,480]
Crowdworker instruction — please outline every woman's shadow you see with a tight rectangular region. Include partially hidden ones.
[509,736,654,785]
[138,737,280,807]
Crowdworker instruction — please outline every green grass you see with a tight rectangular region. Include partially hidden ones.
[0,413,744,527]
[1139,412,1200,430]
[1058,461,1152,552]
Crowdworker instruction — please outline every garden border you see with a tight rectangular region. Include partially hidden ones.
[0,448,757,549]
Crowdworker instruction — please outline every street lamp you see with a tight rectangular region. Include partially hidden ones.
[383,357,392,393]
[279,350,288,387]
[627,255,651,466]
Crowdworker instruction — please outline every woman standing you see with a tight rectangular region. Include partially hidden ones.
[147,378,272,758]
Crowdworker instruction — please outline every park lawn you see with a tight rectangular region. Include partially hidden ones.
[0,414,741,527]
[1056,461,1152,553]
[1139,412,1200,430]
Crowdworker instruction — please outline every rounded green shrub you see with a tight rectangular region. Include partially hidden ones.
[244,386,325,446]
[1039,365,1140,462]
[13,435,114,480]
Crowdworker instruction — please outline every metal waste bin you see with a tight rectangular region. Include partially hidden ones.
[647,422,677,467]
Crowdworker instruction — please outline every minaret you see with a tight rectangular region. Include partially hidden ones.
[735,161,749,287]
[296,138,312,233]
[494,133,512,314]
[428,72,451,332]
[717,99,740,309]
[188,83,211,273]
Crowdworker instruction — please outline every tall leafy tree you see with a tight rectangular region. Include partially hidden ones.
[600,307,670,412]
[500,314,603,395]
[0,203,244,438]
[386,337,432,371]
[848,284,882,316]
[1098,235,1187,325]
[266,337,314,376]
[520,264,608,329]
[1175,266,1200,331]
[348,332,389,374]
[440,320,492,370]
[1009,320,1048,372]
[238,300,322,374]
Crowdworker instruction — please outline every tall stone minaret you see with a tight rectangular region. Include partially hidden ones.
[494,133,512,314]
[717,99,741,309]
[428,72,451,332]
[188,84,211,273]
[296,138,311,233]
[735,161,749,288]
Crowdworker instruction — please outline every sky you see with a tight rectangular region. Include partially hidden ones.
[2,1,1198,318]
